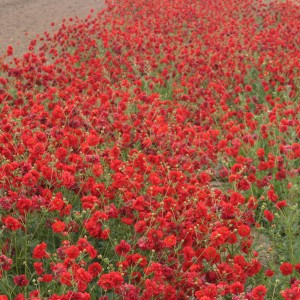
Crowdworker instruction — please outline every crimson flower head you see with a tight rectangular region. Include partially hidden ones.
[256,148,265,158]
[115,240,131,256]
[3,216,22,231]
[276,201,287,210]
[230,281,244,294]
[245,85,253,92]
[13,274,29,286]
[97,271,124,290]
[61,171,75,188]
[0,255,13,271]
[202,246,221,264]
[22,170,40,187]
[6,45,13,56]
[13,295,26,300]
[237,225,251,237]
[252,285,267,300]
[65,245,80,260]
[33,242,49,259]
[30,141,44,154]
[163,235,177,248]
[75,267,93,284]
[52,220,66,233]
[295,263,300,274]
[39,274,53,283]
[33,262,44,275]
[265,269,274,277]
[280,262,293,276]
[264,210,274,222]
[88,262,102,277]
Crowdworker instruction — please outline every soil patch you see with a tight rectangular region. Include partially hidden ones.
[0,0,106,57]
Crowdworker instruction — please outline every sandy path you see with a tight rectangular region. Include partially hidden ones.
[0,0,106,57]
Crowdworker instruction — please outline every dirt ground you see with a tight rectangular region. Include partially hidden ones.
[0,0,106,57]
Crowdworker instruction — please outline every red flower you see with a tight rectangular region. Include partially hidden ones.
[61,171,75,188]
[295,263,300,274]
[16,198,33,215]
[221,202,235,219]
[246,259,261,276]
[101,228,110,240]
[50,262,67,277]
[142,138,152,148]
[93,164,103,177]
[0,255,13,271]
[256,148,265,158]
[267,189,278,203]
[13,295,26,300]
[195,284,217,299]
[195,296,210,300]
[134,220,147,233]
[52,220,66,233]
[3,216,22,231]
[98,271,124,290]
[163,235,177,248]
[75,268,93,283]
[281,283,300,299]
[199,171,211,184]
[237,225,251,237]
[118,283,140,299]
[55,147,68,161]
[33,242,49,259]
[29,290,39,298]
[210,226,231,247]
[115,240,131,256]
[22,170,40,187]
[230,281,244,294]
[238,178,251,191]
[265,269,274,277]
[84,211,108,239]
[39,274,53,283]
[202,246,220,264]
[276,201,287,210]
[60,271,72,286]
[252,285,267,300]
[31,142,45,156]
[65,245,80,260]
[6,45,13,56]
[264,210,274,222]
[280,262,293,276]
[77,238,90,250]
[49,194,65,211]
[13,274,29,287]
[33,262,44,275]
[245,85,253,92]
[88,262,102,277]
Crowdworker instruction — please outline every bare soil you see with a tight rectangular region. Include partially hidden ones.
[0,0,106,57]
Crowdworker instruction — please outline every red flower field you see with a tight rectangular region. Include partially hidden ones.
[0,0,300,298]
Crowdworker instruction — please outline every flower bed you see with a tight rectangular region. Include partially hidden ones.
[0,0,300,299]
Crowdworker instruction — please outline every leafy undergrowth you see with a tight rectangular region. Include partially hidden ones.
[0,0,300,299]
